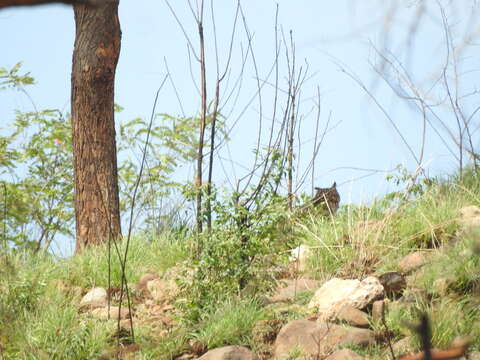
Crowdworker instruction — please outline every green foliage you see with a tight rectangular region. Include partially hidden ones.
[0,62,34,90]
[117,114,202,234]
[0,63,215,251]
[411,232,480,296]
[20,300,110,359]
[0,252,109,359]
[381,297,480,350]
[384,164,436,203]
[176,142,294,323]
[0,233,189,358]
[300,166,475,279]
[194,298,265,349]
[6,109,74,250]
[177,186,288,323]
[0,65,73,251]
[55,233,188,289]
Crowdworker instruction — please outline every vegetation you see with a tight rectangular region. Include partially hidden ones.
[2,2,480,358]
[1,165,480,358]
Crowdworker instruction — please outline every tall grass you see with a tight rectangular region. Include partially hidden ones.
[0,232,188,359]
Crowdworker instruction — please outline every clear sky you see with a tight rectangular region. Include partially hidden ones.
[1,0,478,208]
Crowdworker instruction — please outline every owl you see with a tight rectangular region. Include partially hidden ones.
[312,182,340,215]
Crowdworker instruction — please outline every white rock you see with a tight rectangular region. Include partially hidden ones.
[79,287,107,309]
[308,277,384,321]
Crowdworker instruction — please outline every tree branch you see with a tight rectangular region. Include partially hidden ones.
[0,0,96,8]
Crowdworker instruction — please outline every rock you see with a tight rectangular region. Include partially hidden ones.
[398,251,427,273]
[459,206,480,229]
[274,320,375,359]
[136,271,159,296]
[308,277,384,321]
[268,277,321,303]
[336,306,370,328]
[325,349,364,360]
[371,300,386,323]
[90,305,132,320]
[79,287,107,309]
[289,245,312,272]
[378,272,406,298]
[198,345,258,360]
[146,278,178,302]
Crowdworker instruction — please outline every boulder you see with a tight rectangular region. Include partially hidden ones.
[268,277,320,303]
[79,287,107,309]
[371,300,386,323]
[398,251,427,273]
[90,306,132,320]
[308,277,383,321]
[198,346,258,360]
[336,306,369,328]
[274,320,375,359]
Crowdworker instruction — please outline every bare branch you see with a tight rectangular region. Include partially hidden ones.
[0,0,95,8]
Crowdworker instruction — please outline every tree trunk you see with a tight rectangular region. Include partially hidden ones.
[71,0,121,252]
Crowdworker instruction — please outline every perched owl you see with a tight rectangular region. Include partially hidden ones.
[312,182,340,215]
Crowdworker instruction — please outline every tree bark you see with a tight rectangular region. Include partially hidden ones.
[71,0,121,252]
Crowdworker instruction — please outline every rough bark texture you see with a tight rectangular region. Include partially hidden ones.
[71,0,121,253]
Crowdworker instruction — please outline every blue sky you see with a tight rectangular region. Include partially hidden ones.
[1,0,478,209]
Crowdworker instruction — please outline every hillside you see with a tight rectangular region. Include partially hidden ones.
[1,170,480,360]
